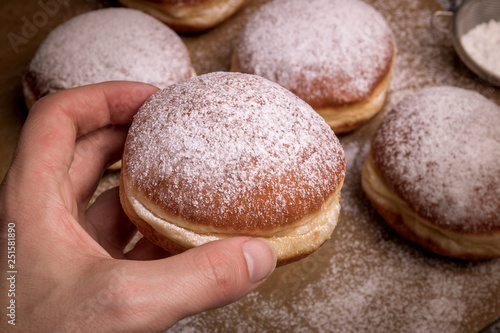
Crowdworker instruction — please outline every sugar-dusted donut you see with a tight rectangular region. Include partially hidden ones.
[232,0,396,133]
[362,86,500,259]
[120,72,346,265]
[23,8,195,109]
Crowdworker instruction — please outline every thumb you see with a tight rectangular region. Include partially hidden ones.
[123,237,276,331]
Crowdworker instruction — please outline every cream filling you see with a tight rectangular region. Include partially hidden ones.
[362,153,500,258]
[118,0,246,31]
[125,183,342,261]
[316,55,395,132]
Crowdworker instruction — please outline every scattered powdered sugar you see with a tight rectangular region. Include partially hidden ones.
[461,19,500,78]
[337,138,372,217]
[28,7,192,98]
[371,86,500,232]
[124,72,345,232]
[181,0,271,75]
[235,0,395,107]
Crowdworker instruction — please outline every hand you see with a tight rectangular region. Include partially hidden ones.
[0,82,276,332]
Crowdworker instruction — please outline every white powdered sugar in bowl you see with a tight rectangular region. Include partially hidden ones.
[460,19,500,78]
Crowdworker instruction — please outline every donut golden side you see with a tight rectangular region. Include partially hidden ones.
[362,153,500,260]
[121,173,343,266]
[117,0,249,32]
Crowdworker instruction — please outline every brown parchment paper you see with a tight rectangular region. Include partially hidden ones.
[1,0,499,332]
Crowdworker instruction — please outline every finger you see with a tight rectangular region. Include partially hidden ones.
[121,237,277,331]
[85,187,137,258]
[70,124,128,207]
[11,82,159,199]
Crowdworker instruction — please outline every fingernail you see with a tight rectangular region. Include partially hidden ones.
[242,239,277,283]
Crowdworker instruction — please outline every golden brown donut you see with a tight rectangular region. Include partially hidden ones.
[120,72,346,265]
[23,8,195,110]
[232,0,396,134]
[362,86,500,260]
[117,0,250,33]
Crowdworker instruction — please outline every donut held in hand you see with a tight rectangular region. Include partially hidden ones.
[120,72,346,265]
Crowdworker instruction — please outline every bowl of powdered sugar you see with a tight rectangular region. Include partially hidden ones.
[433,0,500,86]
[453,0,500,86]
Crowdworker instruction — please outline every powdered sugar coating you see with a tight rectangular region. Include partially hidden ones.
[461,19,500,78]
[371,86,500,232]
[27,8,192,98]
[123,72,346,233]
[235,0,395,108]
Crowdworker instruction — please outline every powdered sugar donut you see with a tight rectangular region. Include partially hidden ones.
[23,8,195,109]
[232,0,396,133]
[117,0,250,33]
[362,86,500,259]
[119,72,346,265]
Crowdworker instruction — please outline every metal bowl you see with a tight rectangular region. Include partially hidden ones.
[432,0,500,87]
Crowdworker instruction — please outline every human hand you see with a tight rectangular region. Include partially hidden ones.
[0,82,276,332]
